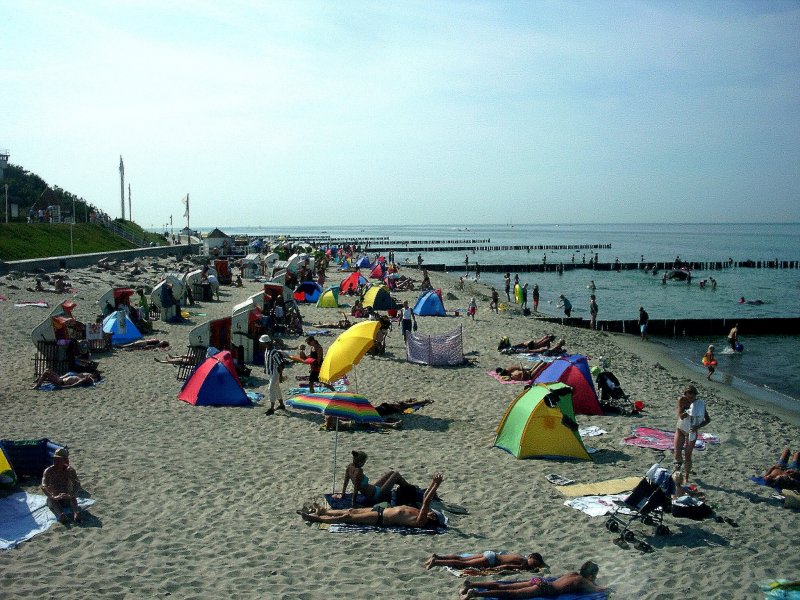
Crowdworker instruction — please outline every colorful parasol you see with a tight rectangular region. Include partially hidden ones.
[318,320,381,384]
[287,391,383,493]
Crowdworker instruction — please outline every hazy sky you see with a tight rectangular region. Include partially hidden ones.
[2,1,799,227]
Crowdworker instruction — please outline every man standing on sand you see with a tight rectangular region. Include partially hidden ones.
[490,288,500,313]
[589,294,598,330]
[261,335,287,415]
[399,300,417,341]
[504,272,511,302]
[532,284,540,313]
[41,448,83,524]
[728,323,739,351]
[639,307,649,340]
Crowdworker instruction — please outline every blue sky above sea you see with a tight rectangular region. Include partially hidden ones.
[2,1,799,228]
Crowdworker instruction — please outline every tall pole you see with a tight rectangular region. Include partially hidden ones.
[128,184,132,222]
[119,156,125,220]
[170,214,173,237]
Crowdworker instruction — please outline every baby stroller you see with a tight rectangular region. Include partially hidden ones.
[596,371,636,414]
[605,464,674,548]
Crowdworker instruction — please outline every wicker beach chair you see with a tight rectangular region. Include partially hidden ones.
[176,346,207,381]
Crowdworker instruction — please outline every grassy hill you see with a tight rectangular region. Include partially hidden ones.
[0,223,140,261]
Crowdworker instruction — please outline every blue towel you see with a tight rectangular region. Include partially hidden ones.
[474,579,608,600]
[751,476,783,489]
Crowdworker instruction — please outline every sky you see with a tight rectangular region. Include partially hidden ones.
[2,1,799,228]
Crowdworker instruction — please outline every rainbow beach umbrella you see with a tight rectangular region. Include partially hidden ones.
[286,391,383,492]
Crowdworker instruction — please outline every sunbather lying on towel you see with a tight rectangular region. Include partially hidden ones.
[300,473,445,528]
[33,370,102,390]
[154,353,197,365]
[505,335,556,354]
[764,448,800,490]
[460,561,605,599]
[119,338,169,350]
[495,366,535,382]
[540,339,566,357]
[375,398,433,416]
[424,551,546,571]
[315,313,352,329]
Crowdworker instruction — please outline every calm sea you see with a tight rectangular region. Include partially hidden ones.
[196,223,800,407]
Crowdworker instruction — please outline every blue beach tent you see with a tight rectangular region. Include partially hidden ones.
[413,291,446,316]
[102,312,143,345]
[355,256,371,268]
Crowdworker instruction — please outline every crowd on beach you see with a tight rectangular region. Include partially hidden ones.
[2,239,798,599]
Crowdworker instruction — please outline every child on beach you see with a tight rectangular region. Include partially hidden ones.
[467,297,477,320]
[702,345,716,380]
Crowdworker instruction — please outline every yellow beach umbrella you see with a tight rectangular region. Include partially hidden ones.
[319,320,381,384]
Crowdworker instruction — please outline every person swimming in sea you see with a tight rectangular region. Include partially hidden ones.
[739,296,765,305]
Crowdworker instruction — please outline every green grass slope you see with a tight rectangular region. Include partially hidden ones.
[0,223,139,261]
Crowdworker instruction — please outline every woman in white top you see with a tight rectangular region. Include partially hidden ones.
[674,385,710,484]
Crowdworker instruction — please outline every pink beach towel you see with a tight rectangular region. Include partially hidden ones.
[622,426,719,451]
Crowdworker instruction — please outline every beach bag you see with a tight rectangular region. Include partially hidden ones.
[671,497,713,520]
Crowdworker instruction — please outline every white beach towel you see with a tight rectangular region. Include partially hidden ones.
[0,492,95,550]
[579,426,607,438]
[563,494,630,517]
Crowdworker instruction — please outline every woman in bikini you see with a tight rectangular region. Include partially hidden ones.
[424,551,545,571]
[460,561,605,599]
[300,473,445,528]
[32,370,102,390]
[764,448,800,490]
[336,450,413,506]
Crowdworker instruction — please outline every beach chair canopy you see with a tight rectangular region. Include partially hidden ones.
[413,290,446,316]
[362,285,397,311]
[495,383,592,460]
[102,312,143,345]
[178,350,250,406]
[533,355,602,416]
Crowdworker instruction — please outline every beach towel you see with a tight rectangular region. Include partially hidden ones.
[487,370,530,384]
[322,521,447,535]
[0,492,95,550]
[246,391,264,404]
[519,354,562,363]
[564,494,631,517]
[325,493,370,509]
[305,329,332,336]
[546,474,576,486]
[469,578,608,600]
[557,477,642,497]
[760,579,800,599]
[622,426,719,451]
[14,301,49,308]
[579,426,607,438]
[439,552,551,577]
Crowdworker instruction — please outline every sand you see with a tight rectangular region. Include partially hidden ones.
[0,258,797,599]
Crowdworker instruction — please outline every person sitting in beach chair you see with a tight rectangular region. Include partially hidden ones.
[460,561,605,599]
[299,473,445,528]
[764,448,800,490]
[424,551,546,572]
[32,370,102,390]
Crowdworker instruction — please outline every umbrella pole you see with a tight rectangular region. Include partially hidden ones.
[332,416,339,495]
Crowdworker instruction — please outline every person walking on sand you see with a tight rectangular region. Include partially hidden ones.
[589,294,598,330]
[639,306,649,341]
[490,288,500,313]
[467,297,477,320]
[702,345,717,380]
[399,300,417,341]
[532,284,540,313]
[261,335,287,415]
[504,272,511,302]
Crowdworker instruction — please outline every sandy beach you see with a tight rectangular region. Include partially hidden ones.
[1,257,798,600]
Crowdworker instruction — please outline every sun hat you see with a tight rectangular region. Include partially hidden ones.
[259,334,271,344]
[53,448,69,459]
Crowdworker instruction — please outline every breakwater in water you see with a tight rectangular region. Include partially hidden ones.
[535,316,800,336]
[417,260,800,273]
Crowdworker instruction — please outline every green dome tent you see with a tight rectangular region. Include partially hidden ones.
[495,382,591,460]
[316,287,340,308]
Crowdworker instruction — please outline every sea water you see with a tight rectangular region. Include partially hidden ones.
[197,223,800,405]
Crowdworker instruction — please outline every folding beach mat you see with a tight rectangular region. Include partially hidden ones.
[556,477,642,497]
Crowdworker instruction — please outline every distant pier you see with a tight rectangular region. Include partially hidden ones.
[535,316,800,336]
[415,260,800,273]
